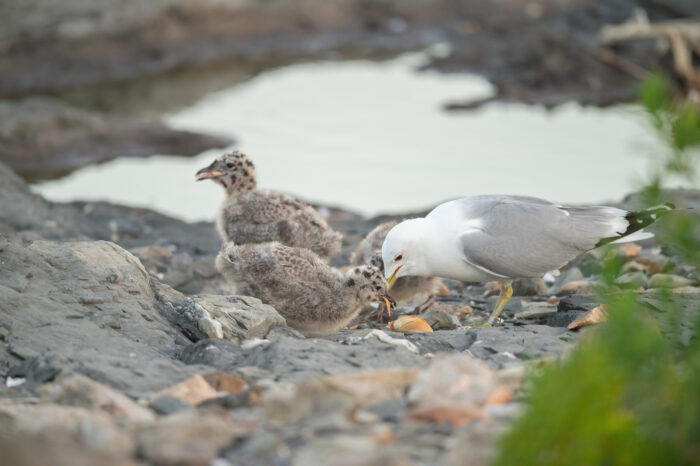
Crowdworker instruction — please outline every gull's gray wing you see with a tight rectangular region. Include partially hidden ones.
[454,196,627,278]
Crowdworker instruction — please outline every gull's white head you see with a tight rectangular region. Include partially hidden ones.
[381,218,429,287]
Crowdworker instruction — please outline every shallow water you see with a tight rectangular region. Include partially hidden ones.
[34,52,666,221]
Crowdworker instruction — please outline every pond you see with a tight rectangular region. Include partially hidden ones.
[33,51,664,221]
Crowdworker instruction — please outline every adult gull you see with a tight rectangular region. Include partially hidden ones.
[381,195,672,327]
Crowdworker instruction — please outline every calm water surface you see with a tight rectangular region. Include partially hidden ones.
[34,53,663,221]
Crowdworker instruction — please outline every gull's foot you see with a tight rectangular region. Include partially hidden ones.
[465,318,502,329]
[412,294,437,315]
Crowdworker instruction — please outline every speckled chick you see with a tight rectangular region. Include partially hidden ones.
[196,151,342,261]
[351,220,444,309]
[216,241,394,336]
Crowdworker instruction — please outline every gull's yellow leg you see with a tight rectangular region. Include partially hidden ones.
[482,282,513,328]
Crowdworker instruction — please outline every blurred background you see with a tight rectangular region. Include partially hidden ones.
[2,0,698,221]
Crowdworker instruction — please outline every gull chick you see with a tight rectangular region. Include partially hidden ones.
[351,220,445,313]
[216,241,394,336]
[382,195,673,327]
[197,151,342,261]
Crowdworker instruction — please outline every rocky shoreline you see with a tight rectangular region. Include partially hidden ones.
[1,160,698,465]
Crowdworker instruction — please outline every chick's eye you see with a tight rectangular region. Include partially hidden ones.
[226,162,234,168]
[394,254,403,262]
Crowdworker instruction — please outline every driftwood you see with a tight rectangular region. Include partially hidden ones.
[600,17,700,92]
[601,19,700,44]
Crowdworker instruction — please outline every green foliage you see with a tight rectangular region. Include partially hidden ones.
[493,75,700,466]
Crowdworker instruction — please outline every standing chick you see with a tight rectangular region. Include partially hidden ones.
[216,241,394,336]
[196,151,342,261]
[351,220,445,313]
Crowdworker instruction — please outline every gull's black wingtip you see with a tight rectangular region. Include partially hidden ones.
[595,203,675,248]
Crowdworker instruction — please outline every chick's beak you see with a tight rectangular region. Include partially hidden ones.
[386,265,402,289]
[195,162,225,181]
[379,293,396,318]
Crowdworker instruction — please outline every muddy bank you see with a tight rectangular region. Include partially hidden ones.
[431,0,700,109]
[4,0,698,106]
[0,98,232,180]
[2,0,604,98]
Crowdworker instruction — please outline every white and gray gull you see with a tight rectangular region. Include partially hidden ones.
[381,195,673,327]
[196,150,342,261]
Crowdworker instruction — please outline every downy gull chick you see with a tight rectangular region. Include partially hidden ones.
[216,241,395,336]
[197,150,342,261]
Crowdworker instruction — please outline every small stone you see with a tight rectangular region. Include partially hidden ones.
[0,403,136,457]
[577,251,606,276]
[264,325,304,340]
[621,260,649,273]
[138,409,239,466]
[614,271,648,289]
[616,243,642,258]
[635,251,672,274]
[512,278,547,296]
[149,395,193,415]
[320,368,419,408]
[672,286,700,294]
[408,353,498,411]
[648,274,694,289]
[365,399,407,422]
[567,305,607,330]
[576,282,603,295]
[421,309,460,330]
[559,280,590,293]
[514,302,557,321]
[41,373,155,423]
[151,374,218,406]
[202,372,247,395]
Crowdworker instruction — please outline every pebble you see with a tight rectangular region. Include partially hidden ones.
[149,395,193,415]
[151,374,218,406]
[614,271,649,289]
[648,273,694,289]
[421,309,461,330]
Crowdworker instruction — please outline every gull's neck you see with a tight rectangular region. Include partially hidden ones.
[414,216,475,281]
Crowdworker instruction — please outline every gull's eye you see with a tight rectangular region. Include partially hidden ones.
[226,162,234,168]
[394,254,403,262]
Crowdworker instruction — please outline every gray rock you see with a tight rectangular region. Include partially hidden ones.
[547,310,585,328]
[149,395,193,416]
[265,325,305,341]
[466,325,577,368]
[0,237,211,397]
[40,373,155,423]
[181,332,426,383]
[365,399,407,423]
[137,409,239,466]
[406,330,476,355]
[557,295,599,312]
[614,271,649,289]
[443,420,510,466]
[512,302,558,322]
[194,295,285,343]
[223,431,292,466]
[0,402,136,458]
[421,309,461,330]
[7,355,63,390]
